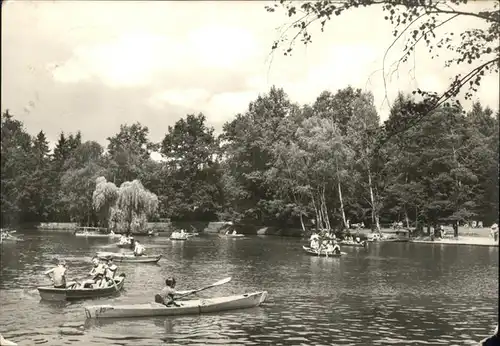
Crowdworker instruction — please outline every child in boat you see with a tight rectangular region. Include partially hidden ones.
[104,258,118,285]
[134,240,145,256]
[155,277,180,307]
[88,257,107,288]
[44,259,67,288]
[155,277,196,307]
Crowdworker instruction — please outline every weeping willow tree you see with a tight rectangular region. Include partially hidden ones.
[92,177,158,233]
[92,177,119,228]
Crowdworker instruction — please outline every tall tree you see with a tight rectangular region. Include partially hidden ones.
[0,110,32,226]
[106,122,157,185]
[160,113,221,220]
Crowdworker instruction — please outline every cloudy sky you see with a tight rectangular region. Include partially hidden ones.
[2,0,498,152]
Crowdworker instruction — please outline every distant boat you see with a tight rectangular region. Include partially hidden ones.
[97,251,162,264]
[219,233,246,239]
[302,245,344,257]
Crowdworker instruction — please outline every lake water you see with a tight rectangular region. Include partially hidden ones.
[0,231,498,346]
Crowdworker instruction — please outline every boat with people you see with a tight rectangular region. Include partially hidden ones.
[37,274,126,301]
[339,239,367,247]
[219,230,245,238]
[116,234,134,248]
[96,251,162,264]
[170,230,189,240]
[367,230,410,242]
[302,245,344,257]
[0,229,20,243]
[84,290,268,319]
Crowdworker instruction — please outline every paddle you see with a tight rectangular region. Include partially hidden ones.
[172,277,232,302]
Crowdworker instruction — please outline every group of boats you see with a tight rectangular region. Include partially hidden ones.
[32,228,268,322]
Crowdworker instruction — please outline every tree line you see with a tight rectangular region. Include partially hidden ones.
[1,86,498,232]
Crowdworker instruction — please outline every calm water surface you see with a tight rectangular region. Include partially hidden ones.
[0,231,498,346]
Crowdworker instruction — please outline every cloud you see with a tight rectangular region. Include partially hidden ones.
[49,25,259,89]
[148,88,211,109]
[50,31,178,87]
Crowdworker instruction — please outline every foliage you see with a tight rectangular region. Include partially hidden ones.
[92,177,158,232]
[1,85,498,232]
[265,0,499,131]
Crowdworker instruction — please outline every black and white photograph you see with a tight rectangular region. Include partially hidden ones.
[1,1,499,345]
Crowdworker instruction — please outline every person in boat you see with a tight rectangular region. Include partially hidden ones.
[326,240,335,253]
[44,259,67,288]
[119,234,128,244]
[154,277,196,307]
[104,258,118,283]
[332,241,341,255]
[309,233,320,250]
[134,240,145,256]
[490,223,498,241]
[232,230,237,235]
[355,234,361,243]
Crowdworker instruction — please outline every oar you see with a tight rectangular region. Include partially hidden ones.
[173,277,232,301]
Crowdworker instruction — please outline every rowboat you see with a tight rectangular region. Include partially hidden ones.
[170,235,188,240]
[116,242,133,249]
[97,251,162,264]
[75,232,121,239]
[0,229,19,243]
[37,275,125,301]
[302,245,343,257]
[0,334,17,346]
[84,291,268,319]
[339,240,367,247]
[218,233,246,239]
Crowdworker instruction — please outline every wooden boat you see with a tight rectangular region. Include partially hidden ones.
[339,240,367,247]
[218,233,246,239]
[0,334,17,346]
[96,251,162,264]
[116,242,133,249]
[302,245,343,257]
[75,232,121,239]
[1,229,19,243]
[84,291,268,319]
[0,234,19,243]
[37,275,125,301]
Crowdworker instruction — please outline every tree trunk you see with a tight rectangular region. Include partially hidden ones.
[337,181,347,229]
[367,167,380,232]
[299,212,306,232]
[311,194,321,231]
[321,185,331,230]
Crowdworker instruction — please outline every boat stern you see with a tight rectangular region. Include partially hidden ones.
[258,291,268,305]
[37,288,67,301]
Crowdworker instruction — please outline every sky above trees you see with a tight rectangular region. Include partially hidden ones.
[1,0,498,151]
